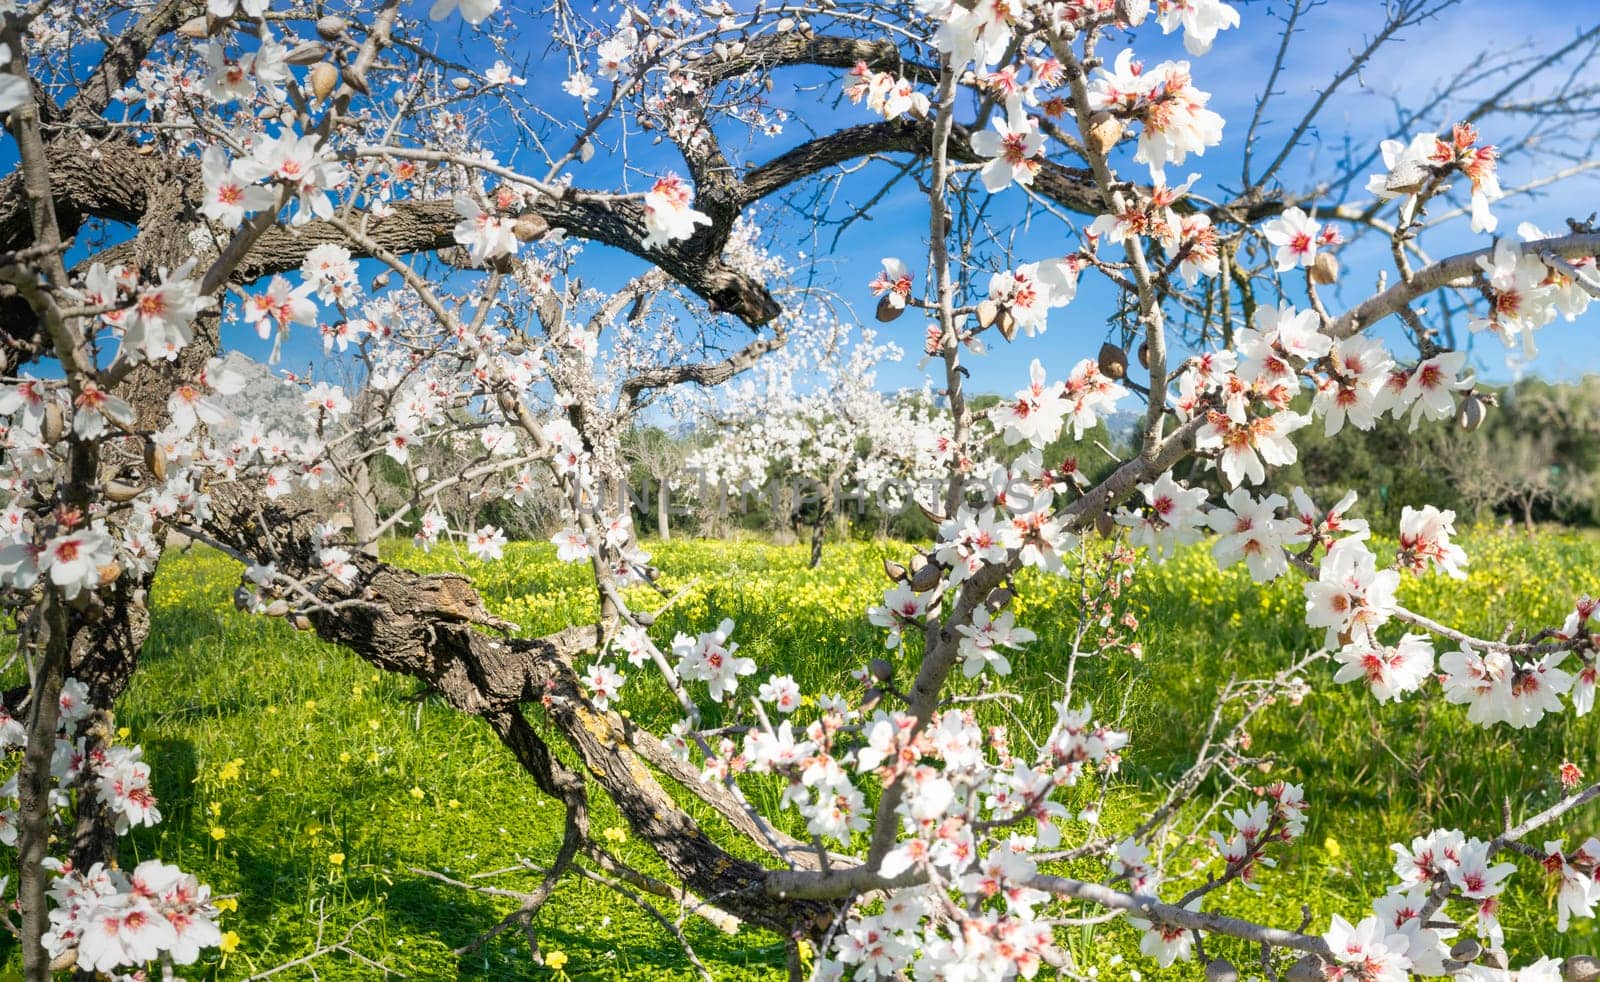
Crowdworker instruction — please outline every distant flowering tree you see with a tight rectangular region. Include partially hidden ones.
[2,0,1600,980]
[688,318,967,564]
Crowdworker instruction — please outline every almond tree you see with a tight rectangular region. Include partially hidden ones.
[2,1,1600,980]
[689,318,962,565]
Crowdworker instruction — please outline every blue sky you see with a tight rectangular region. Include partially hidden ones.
[464,0,1600,398]
[12,0,1600,398]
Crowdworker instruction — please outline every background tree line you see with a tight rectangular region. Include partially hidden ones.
[333,373,1600,546]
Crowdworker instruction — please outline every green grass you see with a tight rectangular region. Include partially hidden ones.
[8,528,1600,978]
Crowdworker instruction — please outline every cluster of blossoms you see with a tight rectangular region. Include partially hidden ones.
[983,261,1079,338]
[1087,175,1219,284]
[1129,783,1309,967]
[0,680,221,973]
[0,366,231,597]
[1261,205,1343,272]
[922,0,1239,70]
[770,696,1129,979]
[1367,123,1503,234]
[1319,829,1600,979]
[842,61,929,120]
[43,859,222,975]
[674,618,756,703]
[1438,643,1579,730]
[992,358,1128,447]
[203,129,349,229]
[1469,230,1596,356]
[1085,50,1225,181]
[900,0,1235,191]
[74,259,206,365]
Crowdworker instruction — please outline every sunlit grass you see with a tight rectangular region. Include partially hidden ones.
[7,527,1599,978]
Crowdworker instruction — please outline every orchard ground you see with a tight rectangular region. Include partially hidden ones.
[9,529,1600,979]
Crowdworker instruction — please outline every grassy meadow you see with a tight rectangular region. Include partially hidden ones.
[8,529,1600,979]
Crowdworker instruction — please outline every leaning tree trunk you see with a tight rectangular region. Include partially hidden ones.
[196,480,833,935]
[809,480,833,569]
[656,474,671,541]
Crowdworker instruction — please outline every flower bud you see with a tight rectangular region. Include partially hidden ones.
[995,306,1017,342]
[371,271,392,292]
[451,76,472,91]
[146,441,168,486]
[285,41,329,66]
[315,15,348,39]
[1098,342,1128,380]
[341,64,369,95]
[1087,112,1123,156]
[104,480,143,503]
[513,214,549,242]
[42,402,64,444]
[309,62,338,102]
[908,561,942,593]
